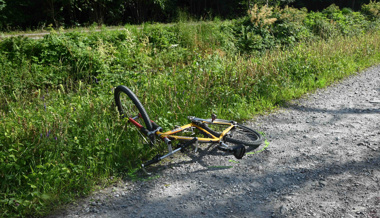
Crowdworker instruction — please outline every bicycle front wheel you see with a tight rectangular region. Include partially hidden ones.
[114,85,154,144]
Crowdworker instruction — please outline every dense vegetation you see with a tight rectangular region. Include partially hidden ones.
[1,2,380,216]
[0,0,376,30]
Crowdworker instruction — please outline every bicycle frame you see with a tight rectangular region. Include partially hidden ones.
[126,115,239,168]
[158,121,233,143]
[128,114,234,143]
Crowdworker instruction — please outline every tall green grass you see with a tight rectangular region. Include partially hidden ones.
[1,4,380,216]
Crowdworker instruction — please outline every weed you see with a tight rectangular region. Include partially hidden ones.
[246,140,270,155]
[229,160,240,164]
[207,166,233,169]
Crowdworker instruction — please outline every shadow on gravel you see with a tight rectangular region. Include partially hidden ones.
[286,104,380,114]
[110,147,380,217]
[145,142,261,173]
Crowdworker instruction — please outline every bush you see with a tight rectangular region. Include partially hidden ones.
[273,6,312,45]
[322,4,341,19]
[320,4,368,37]
[361,0,380,21]
[305,11,339,40]
[235,4,279,53]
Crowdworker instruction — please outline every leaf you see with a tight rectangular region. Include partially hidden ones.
[40,193,50,200]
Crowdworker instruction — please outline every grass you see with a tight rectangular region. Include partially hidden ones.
[246,140,270,155]
[0,10,380,216]
[229,160,240,164]
[207,166,234,169]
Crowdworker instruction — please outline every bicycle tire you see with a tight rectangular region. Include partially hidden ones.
[224,124,263,148]
[114,85,154,143]
[200,122,263,148]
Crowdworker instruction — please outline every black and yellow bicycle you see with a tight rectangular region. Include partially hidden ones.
[114,85,263,168]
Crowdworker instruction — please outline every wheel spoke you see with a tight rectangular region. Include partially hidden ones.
[224,125,263,147]
[115,85,155,146]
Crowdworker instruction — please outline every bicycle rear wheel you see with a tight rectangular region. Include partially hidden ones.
[201,121,263,148]
[114,85,154,145]
[224,124,263,148]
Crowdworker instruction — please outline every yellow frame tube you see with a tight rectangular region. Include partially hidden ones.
[156,121,234,143]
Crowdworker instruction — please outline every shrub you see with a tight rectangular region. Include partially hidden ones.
[236,4,279,53]
[273,6,312,45]
[361,0,380,21]
[305,11,339,40]
[248,4,277,27]
[342,7,353,15]
[278,6,308,23]
[320,4,368,37]
[322,4,341,19]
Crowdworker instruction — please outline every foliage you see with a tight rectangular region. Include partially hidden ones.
[235,3,374,53]
[291,0,373,11]
[236,4,278,52]
[361,0,380,20]
[272,6,312,45]
[303,3,370,40]
[248,4,278,27]
[0,0,5,11]
[250,0,296,7]
[0,0,376,31]
[278,5,308,23]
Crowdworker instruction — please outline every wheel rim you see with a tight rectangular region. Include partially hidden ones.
[118,91,151,145]
[225,125,262,146]
[229,126,255,140]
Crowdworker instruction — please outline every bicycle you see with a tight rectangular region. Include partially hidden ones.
[114,85,263,168]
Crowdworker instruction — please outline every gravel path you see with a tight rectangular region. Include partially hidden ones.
[51,66,380,218]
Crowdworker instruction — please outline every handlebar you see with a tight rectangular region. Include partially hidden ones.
[187,116,235,124]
